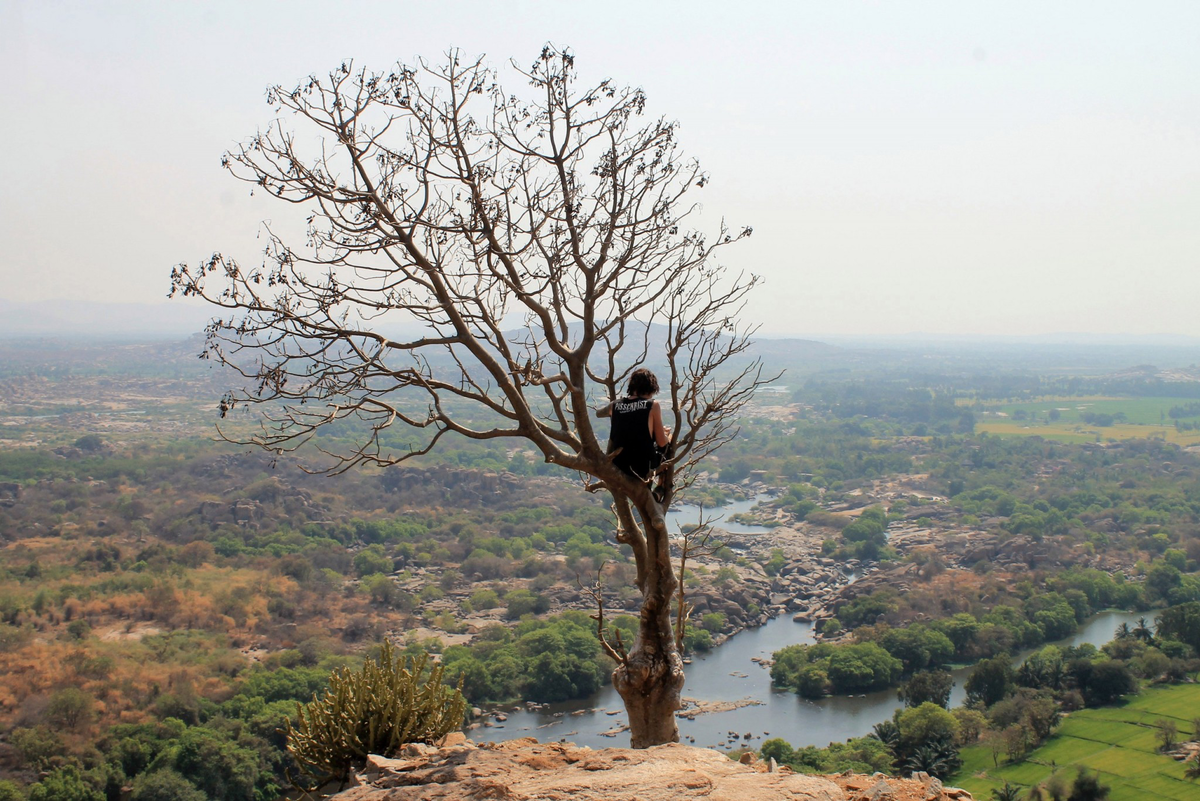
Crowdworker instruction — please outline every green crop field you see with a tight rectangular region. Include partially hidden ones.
[972,396,1200,446]
[949,684,1200,800]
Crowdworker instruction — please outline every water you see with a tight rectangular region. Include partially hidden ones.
[665,495,775,536]
[943,609,1147,707]
[478,499,1145,750]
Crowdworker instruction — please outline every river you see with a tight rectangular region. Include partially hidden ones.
[476,499,1145,751]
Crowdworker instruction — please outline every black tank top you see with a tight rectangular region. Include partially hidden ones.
[608,397,658,479]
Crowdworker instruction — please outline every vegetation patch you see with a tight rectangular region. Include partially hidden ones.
[951,684,1200,800]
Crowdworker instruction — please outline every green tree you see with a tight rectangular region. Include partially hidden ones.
[1155,719,1178,752]
[682,627,712,654]
[1186,752,1200,781]
[504,589,549,619]
[165,728,263,801]
[1157,602,1200,652]
[903,739,961,780]
[11,725,63,770]
[826,643,903,693]
[952,708,987,746]
[66,618,93,640]
[73,434,105,452]
[992,782,1021,801]
[965,656,1013,707]
[352,546,392,578]
[130,770,207,801]
[934,613,981,659]
[1068,768,1110,801]
[1146,563,1182,602]
[759,738,795,765]
[895,702,959,758]
[898,670,954,709]
[28,766,103,801]
[48,687,95,729]
[879,626,954,673]
[1080,660,1137,706]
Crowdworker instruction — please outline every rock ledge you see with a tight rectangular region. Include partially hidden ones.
[328,736,973,801]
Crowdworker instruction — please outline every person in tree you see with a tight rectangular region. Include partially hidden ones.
[598,368,673,499]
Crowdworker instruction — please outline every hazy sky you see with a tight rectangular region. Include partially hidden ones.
[1,1,1197,337]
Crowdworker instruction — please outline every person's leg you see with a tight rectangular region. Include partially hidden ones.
[652,444,674,503]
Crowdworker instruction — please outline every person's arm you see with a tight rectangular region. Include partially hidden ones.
[649,401,670,448]
[596,400,614,419]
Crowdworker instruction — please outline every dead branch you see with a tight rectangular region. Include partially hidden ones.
[579,563,627,665]
[673,507,724,651]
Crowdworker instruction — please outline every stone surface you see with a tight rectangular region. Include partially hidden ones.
[335,740,842,800]
[330,738,975,801]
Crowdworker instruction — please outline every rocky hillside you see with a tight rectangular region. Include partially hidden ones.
[328,736,974,801]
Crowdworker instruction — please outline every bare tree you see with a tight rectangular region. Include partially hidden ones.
[170,46,770,747]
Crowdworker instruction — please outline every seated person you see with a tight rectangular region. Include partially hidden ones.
[597,368,671,484]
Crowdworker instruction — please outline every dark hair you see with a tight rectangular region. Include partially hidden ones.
[626,368,659,397]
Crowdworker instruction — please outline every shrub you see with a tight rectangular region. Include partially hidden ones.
[682,627,713,653]
[66,618,92,640]
[28,765,103,801]
[286,641,466,785]
[130,769,208,801]
[73,434,105,452]
[164,727,267,801]
[504,589,549,619]
[48,687,95,729]
[469,589,500,609]
[11,725,63,769]
[352,546,392,578]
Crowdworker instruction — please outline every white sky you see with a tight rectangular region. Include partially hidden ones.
[1,0,1197,337]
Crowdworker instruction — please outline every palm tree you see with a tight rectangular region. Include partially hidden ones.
[903,740,962,780]
[1114,622,1131,640]
[1132,618,1154,644]
[871,720,900,753]
[992,782,1022,801]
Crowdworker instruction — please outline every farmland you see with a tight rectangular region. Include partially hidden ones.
[973,396,1200,446]
[951,683,1200,800]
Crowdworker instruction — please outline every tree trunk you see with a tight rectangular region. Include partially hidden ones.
[612,499,684,748]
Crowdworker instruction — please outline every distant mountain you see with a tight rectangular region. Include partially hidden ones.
[748,337,840,360]
[0,299,212,339]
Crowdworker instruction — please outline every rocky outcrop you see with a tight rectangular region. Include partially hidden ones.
[328,737,973,801]
[382,465,524,499]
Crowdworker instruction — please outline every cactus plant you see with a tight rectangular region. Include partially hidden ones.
[286,641,466,785]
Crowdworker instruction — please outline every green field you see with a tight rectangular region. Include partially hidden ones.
[950,683,1200,800]
[973,396,1200,446]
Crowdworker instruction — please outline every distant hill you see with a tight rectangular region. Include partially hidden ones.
[0,299,212,339]
[748,337,840,361]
